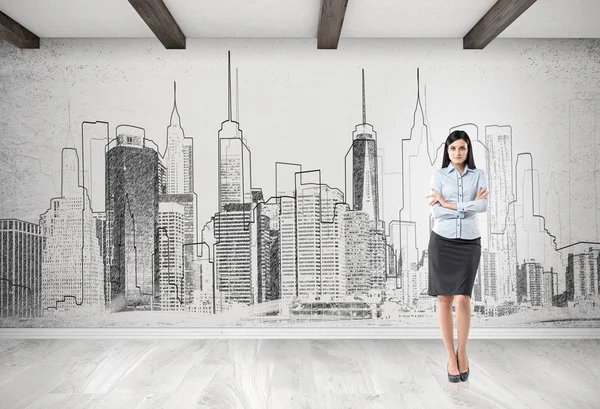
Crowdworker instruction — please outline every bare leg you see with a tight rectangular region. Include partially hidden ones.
[455,295,471,372]
[437,295,458,375]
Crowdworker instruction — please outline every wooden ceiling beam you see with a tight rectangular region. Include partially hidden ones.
[464,0,538,49]
[128,0,185,49]
[317,0,349,49]
[0,10,39,49]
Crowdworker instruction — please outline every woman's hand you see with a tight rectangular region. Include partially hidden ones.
[475,187,489,201]
[426,189,447,207]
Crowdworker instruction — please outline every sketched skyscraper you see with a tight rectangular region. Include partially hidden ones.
[161,82,196,306]
[253,188,273,304]
[348,69,381,228]
[542,268,557,307]
[40,148,104,311]
[478,250,497,304]
[344,70,386,295]
[218,54,252,210]
[165,83,193,196]
[106,128,160,309]
[566,248,600,301]
[214,52,257,306]
[157,202,185,311]
[486,125,517,303]
[399,69,435,273]
[517,260,544,306]
[0,219,43,318]
[294,173,347,300]
[344,211,370,295]
[276,163,301,303]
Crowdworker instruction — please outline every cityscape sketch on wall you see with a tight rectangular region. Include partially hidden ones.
[1,50,599,328]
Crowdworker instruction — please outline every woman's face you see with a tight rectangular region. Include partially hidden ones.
[448,139,468,166]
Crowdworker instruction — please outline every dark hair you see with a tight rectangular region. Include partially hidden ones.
[441,130,476,169]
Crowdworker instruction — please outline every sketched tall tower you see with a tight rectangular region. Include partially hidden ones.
[161,82,196,306]
[218,52,252,210]
[349,69,381,228]
[486,125,517,303]
[214,52,257,306]
[106,128,160,309]
[40,149,104,311]
[165,83,194,196]
[399,68,435,279]
[344,70,386,294]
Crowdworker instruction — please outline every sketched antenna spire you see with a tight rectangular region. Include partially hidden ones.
[228,50,232,122]
[362,68,367,124]
[236,67,240,123]
[170,80,181,126]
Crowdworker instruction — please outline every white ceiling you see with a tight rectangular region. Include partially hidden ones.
[0,0,599,39]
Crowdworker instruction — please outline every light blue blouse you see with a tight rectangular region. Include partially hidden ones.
[430,163,488,239]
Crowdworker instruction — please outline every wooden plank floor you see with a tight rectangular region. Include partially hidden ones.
[0,339,598,408]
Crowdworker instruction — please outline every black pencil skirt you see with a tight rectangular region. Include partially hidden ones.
[428,231,481,297]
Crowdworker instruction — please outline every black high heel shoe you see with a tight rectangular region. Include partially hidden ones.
[457,350,469,382]
[447,362,460,383]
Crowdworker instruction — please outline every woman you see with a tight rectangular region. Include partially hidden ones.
[426,130,488,383]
